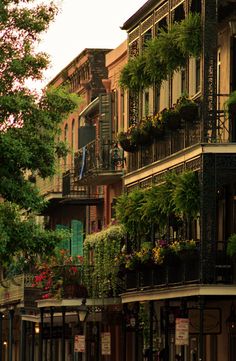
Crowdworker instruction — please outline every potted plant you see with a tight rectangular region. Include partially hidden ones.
[117,129,137,152]
[176,95,199,122]
[33,249,87,299]
[130,125,152,147]
[160,107,181,131]
[227,234,236,257]
[224,91,236,117]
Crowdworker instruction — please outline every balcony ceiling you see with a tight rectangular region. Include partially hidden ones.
[77,170,123,186]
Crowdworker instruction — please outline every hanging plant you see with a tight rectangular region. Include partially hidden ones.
[155,26,187,74]
[130,125,152,147]
[117,129,138,153]
[176,13,202,57]
[144,114,165,139]
[143,37,168,86]
[115,189,148,243]
[160,107,181,131]
[119,14,201,91]
[173,171,200,219]
[83,224,125,298]
[176,94,199,122]
[224,91,236,116]
[119,54,151,91]
[227,234,236,257]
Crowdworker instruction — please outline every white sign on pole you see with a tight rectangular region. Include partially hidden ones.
[101,332,111,355]
[74,335,85,353]
[175,318,189,346]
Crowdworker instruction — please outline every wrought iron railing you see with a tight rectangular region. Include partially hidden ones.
[125,255,200,291]
[74,139,124,181]
[0,274,39,305]
[124,246,234,291]
[62,170,104,199]
[128,94,231,173]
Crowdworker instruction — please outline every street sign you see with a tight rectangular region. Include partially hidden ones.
[74,335,85,353]
[175,318,189,346]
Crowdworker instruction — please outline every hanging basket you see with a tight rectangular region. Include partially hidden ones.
[160,108,181,131]
[63,284,88,299]
[178,103,199,122]
[228,103,236,116]
[119,138,137,152]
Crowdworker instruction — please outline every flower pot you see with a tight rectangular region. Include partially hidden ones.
[63,284,88,299]
[166,114,181,131]
[119,138,137,153]
[178,103,198,122]
[228,103,236,116]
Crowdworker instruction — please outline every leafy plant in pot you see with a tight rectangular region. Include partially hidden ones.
[224,91,236,117]
[176,95,199,122]
[117,129,137,153]
[160,107,181,131]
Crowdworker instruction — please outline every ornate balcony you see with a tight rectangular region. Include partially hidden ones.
[74,139,124,186]
[127,94,230,173]
[123,248,233,292]
[62,170,104,205]
[0,275,41,307]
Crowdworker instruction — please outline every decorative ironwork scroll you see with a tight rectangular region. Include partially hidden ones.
[201,0,218,142]
[154,3,168,23]
[199,154,217,283]
[128,91,139,125]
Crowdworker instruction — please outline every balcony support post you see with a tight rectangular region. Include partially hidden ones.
[31,322,35,361]
[38,308,44,361]
[199,296,205,361]
[8,309,14,361]
[0,312,3,361]
[20,318,26,361]
[61,307,66,361]
[50,307,54,361]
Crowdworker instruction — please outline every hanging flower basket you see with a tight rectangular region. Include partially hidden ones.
[176,96,199,122]
[161,108,181,131]
[131,127,153,147]
[117,131,138,152]
[63,284,88,299]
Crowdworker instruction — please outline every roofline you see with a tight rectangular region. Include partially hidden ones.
[48,48,112,87]
[121,0,163,31]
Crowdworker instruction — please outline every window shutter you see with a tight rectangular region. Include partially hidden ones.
[99,93,112,142]
[71,220,83,257]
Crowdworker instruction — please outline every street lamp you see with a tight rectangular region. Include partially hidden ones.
[77,299,89,323]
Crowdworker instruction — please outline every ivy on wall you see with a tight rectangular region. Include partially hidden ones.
[83,224,125,298]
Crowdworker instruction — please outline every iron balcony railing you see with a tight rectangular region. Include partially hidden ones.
[74,139,124,182]
[124,246,233,292]
[128,93,231,173]
[0,274,40,306]
[62,169,104,200]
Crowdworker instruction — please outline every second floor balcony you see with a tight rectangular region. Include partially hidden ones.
[0,274,41,307]
[74,139,124,186]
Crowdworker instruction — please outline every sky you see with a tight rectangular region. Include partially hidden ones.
[35,0,148,89]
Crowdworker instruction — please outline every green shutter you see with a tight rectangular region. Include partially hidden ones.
[99,93,112,142]
[71,220,83,257]
[56,224,70,251]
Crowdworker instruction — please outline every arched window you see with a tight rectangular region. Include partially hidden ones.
[64,123,68,167]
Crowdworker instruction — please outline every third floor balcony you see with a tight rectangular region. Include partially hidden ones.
[74,139,124,186]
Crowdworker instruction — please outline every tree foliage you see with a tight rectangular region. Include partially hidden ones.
[0,0,81,267]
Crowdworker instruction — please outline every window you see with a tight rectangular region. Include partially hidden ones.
[181,68,187,94]
[195,57,201,93]
[143,90,150,117]
[64,123,68,166]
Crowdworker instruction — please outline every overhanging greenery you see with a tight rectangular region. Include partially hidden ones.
[119,13,202,91]
[83,224,125,298]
